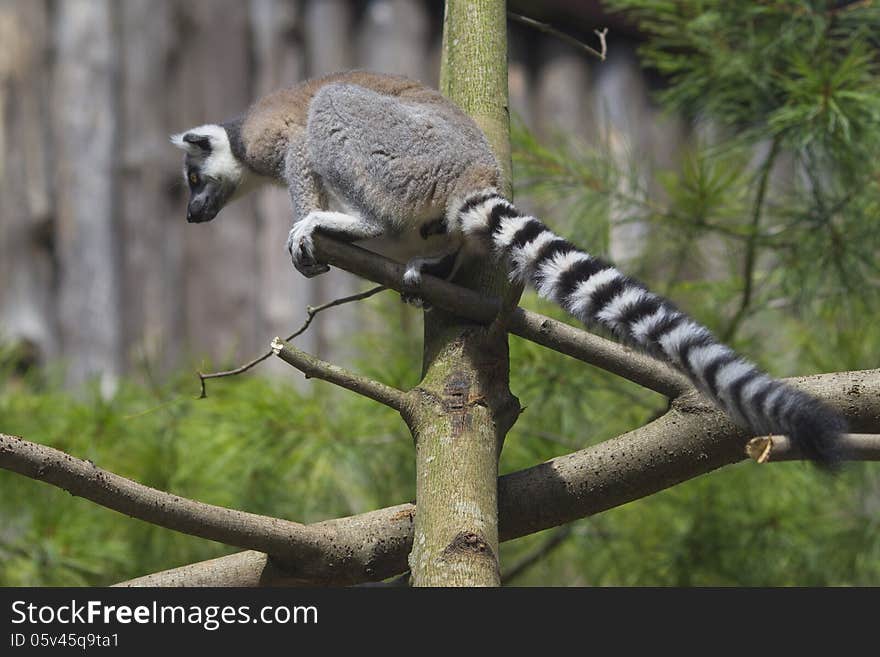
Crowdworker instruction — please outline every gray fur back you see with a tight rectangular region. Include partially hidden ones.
[306,83,498,228]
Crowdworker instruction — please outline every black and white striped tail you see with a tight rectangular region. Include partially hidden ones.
[455,189,845,467]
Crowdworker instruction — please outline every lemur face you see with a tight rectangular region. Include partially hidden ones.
[170,124,243,223]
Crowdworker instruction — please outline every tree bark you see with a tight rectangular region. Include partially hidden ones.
[0,0,57,366]
[249,0,316,380]
[53,0,123,394]
[407,0,515,587]
[172,0,261,366]
[119,0,185,375]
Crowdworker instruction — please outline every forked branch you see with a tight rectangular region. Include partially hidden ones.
[197,285,387,397]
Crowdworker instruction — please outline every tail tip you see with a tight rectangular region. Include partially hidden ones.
[787,396,848,471]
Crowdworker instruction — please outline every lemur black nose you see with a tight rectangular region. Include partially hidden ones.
[187,197,206,223]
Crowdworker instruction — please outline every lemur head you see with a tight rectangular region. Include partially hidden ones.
[170,124,244,223]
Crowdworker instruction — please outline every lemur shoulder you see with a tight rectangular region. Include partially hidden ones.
[172,70,845,467]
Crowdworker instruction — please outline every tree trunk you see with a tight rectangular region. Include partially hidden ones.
[0,0,57,367]
[250,0,316,380]
[53,0,123,394]
[119,0,185,376]
[407,0,516,587]
[172,0,261,367]
[358,0,431,82]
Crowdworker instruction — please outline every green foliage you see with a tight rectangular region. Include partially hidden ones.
[604,0,880,311]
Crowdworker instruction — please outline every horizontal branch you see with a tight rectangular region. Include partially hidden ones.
[507,309,690,398]
[0,433,415,585]
[313,235,688,397]
[116,367,880,585]
[115,551,284,587]
[271,338,407,413]
[746,433,880,463]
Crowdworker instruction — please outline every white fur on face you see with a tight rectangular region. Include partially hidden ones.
[170,123,243,184]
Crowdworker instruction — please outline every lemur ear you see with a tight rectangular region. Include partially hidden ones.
[170,131,213,153]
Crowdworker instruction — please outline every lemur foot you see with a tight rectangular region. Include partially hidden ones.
[400,259,432,310]
[287,219,330,278]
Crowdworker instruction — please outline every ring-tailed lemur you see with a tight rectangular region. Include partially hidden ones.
[172,71,845,466]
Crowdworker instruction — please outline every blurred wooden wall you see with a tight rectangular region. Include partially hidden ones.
[0,0,676,389]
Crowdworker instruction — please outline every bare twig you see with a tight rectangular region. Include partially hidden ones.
[747,433,880,463]
[508,11,608,61]
[721,137,781,343]
[196,285,387,398]
[271,338,407,413]
[313,234,689,398]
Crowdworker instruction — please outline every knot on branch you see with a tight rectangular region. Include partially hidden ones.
[443,531,495,560]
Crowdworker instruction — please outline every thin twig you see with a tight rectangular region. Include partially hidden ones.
[197,285,387,398]
[271,338,408,413]
[508,11,608,61]
[721,137,781,343]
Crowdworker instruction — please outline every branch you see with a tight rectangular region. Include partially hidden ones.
[721,136,781,343]
[0,432,417,585]
[747,433,880,463]
[116,551,290,587]
[313,234,689,398]
[118,367,880,585]
[7,368,876,587]
[270,338,407,413]
[507,11,608,61]
[508,308,690,398]
[197,285,387,398]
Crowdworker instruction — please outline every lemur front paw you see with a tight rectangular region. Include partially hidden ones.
[287,220,330,278]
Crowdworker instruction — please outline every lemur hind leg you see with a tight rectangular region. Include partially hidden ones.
[287,211,384,278]
[401,250,463,308]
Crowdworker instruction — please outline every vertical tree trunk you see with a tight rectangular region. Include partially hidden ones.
[0,0,57,366]
[250,0,316,379]
[53,0,123,394]
[594,47,651,264]
[172,0,261,366]
[535,39,592,143]
[119,0,185,376]
[358,0,431,82]
[408,0,517,587]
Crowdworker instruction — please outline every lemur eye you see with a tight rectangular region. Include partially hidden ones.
[189,172,200,185]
